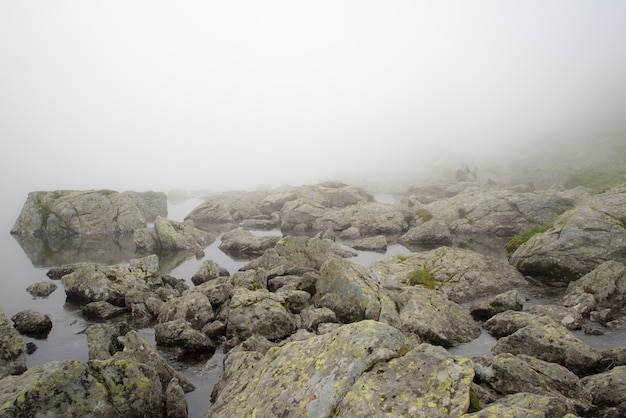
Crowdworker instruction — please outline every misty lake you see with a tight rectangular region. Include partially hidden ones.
[2,191,625,417]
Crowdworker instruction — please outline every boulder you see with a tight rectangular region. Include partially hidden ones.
[206,320,409,418]
[226,288,297,341]
[11,310,52,337]
[81,301,127,320]
[562,260,626,316]
[337,343,474,417]
[472,353,590,412]
[581,365,626,413]
[370,247,528,303]
[0,307,26,378]
[312,202,409,237]
[117,330,195,393]
[190,260,228,286]
[465,393,575,418]
[399,220,453,248]
[299,306,338,331]
[0,358,163,417]
[470,290,524,321]
[313,257,384,323]
[483,310,542,338]
[193,277,234,308]
[158,290,214,330]
[510,185,626,281]
[348,234,388,252]
[218,228,280,258]
[10,190,166,236]
[491,319,602,376]
[134,216,216,253]
[165,378,188,418]
[394,287,480,347]
[525,304,583,330]
[241,236,356,274]
[84,323,125,360]
[25,281,57,297]
[154,319,215,354]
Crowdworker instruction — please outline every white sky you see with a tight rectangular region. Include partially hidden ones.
[1,1,626,193]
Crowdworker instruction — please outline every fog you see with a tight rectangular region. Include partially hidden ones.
[1,1,625,195]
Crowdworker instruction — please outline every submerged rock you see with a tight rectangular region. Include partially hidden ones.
[25,281,57,297]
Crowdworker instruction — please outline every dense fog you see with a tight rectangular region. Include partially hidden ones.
[1,1,625,194]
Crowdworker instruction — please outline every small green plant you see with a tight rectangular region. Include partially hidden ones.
[467,387,481,413]
[416,208,433,222]
[457,207,469,219]
[396,254,409,261]
[408,269,438,289]
[504,224,552,253]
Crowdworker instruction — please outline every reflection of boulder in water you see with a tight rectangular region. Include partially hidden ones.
[12,233,137,268]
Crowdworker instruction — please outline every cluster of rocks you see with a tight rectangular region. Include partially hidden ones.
[3,181,626,416]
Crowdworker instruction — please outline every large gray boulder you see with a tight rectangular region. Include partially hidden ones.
[11,310,52,337]
[158,290,214,330]
[134,216,216,253]
[0,307,26,379]
[0,358,163,417]
[11,190,166,236]
[370,247,528,304]
[393,287,480,347]
[581,365,626,414]
[398,220,453,248]
[472,353,591,414]
[206,320,410,417]
[218,228,280,258]
[562,260,626,317]
[311,202,409,237]
[491,319,602,376]
[337,343,475,417]
[510,185,626,281]
[313,256,385,323]
[226,288,298,341]
[154,319,215,354]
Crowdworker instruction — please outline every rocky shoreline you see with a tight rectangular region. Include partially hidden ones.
[2,181,626,417]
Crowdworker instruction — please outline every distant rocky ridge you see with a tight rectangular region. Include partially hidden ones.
[3,174,626,416]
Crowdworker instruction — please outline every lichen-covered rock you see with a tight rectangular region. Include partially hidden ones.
[370,247,527,303]
[84,323,125,360]
[348,234,388,252]
[10,190,166,236]
[61,263,151,306]
[25,281,57,297]
[218,228,280,258]
[0,306,26,379]
[299,306,338,331]
[206,320,409,418]
[399,220,453,248]
[11,310,52,337]
[193,277,234,308]
[491,319,602,376]
[0,358,163,417]
[158,290,214,330]
[134,216,216,253]
[190,260,228,286]
[117,330,195,393]
[242,236,355,274]
[470,290,524,321]
[510,185,626,281]
[394,287,480,347]
[562,260,626,316]
[581,365,626,412]
[483,310,541,338]
[165,378,188,418]
[465,393,574,418]
[154,319,215,354]
[226,288,297,341]
[337,343,474,417]
[81,301,127,320]
[472,353,590,409]
[313,256,384,323]
[524,304,583,331]
[313,202,409,237]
